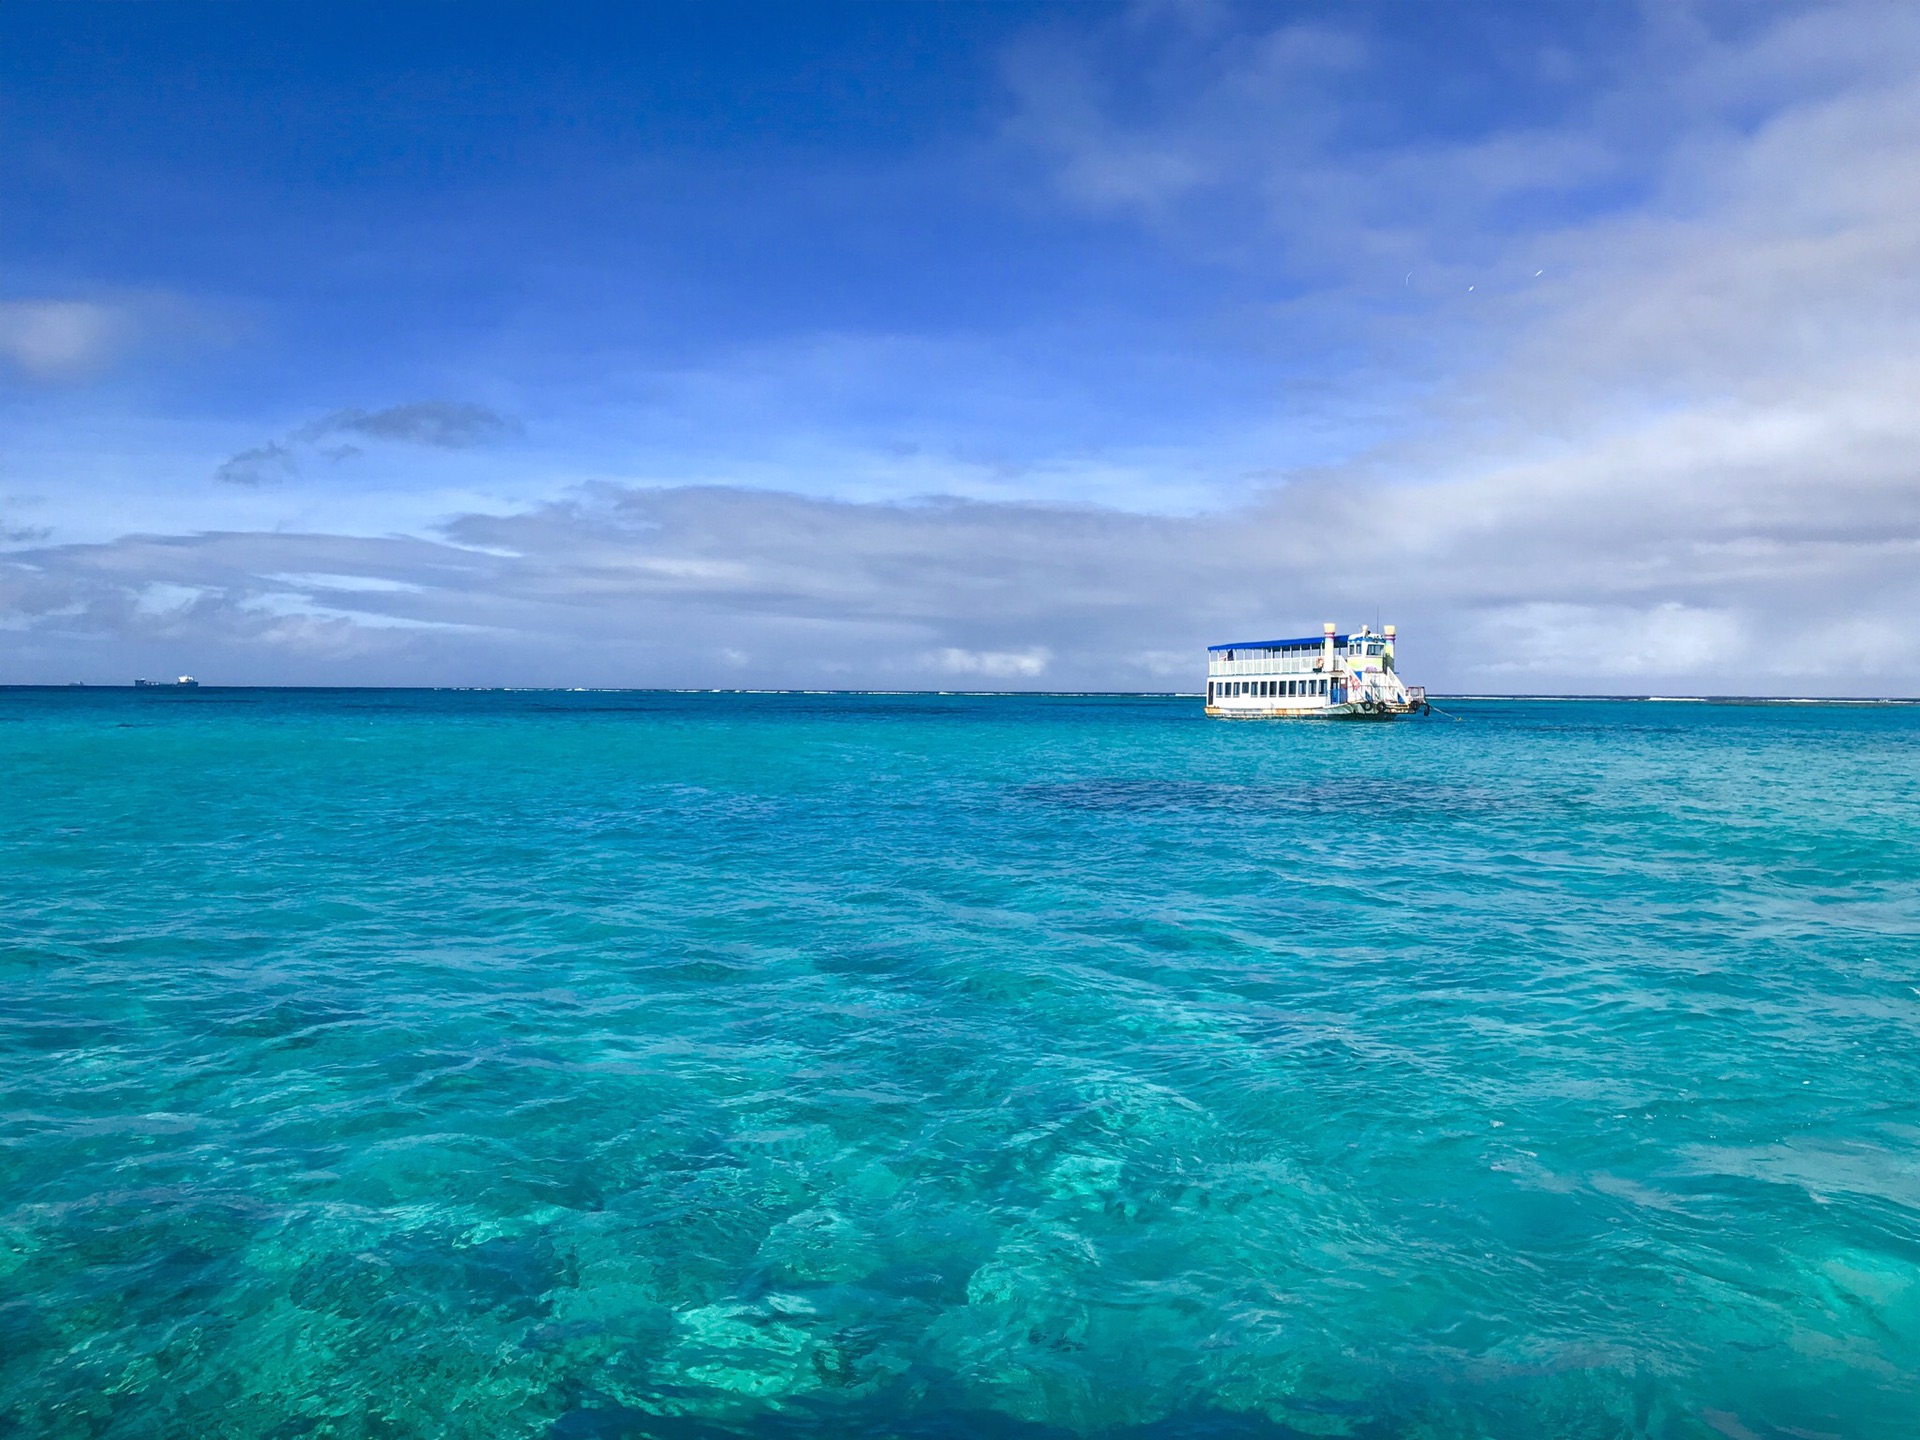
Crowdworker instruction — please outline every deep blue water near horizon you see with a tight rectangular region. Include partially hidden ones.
[2,689,1917,1439]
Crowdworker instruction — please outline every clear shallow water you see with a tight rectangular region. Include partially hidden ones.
[1,689,1917,1440]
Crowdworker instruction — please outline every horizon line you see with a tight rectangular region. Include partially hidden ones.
[5,685,1920,706]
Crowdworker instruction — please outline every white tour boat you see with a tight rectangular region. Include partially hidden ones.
[1205,624,1426,720]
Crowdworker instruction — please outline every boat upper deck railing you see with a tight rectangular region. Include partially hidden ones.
[1207,655,1331,677]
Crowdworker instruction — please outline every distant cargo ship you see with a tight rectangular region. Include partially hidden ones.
[134,676,200,688]
[1205,624,1425,719]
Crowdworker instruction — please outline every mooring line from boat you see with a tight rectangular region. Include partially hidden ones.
[1424,703,1464,722]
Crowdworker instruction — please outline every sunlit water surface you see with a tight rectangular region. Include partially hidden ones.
[2,690,1917,1439]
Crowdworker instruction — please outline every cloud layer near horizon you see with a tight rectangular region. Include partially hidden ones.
[6,422,1915,691]
[3,2,1919,693]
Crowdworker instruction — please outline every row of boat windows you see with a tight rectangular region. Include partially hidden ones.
[1210,678,1329,701]
[1218,646,1318,662]
[1217,642,1385,661]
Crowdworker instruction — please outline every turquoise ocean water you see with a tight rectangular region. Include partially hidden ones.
[2,689,1917,1439]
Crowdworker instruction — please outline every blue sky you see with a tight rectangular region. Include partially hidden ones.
[4,1,1918,691]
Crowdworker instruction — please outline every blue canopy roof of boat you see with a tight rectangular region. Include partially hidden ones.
[1207,634,1352,653]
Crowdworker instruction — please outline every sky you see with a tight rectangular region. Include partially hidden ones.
[3,0,1918,693]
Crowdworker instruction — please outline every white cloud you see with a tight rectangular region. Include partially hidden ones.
[242,589,487,633]
[131,582,212,617]
[927,647,1053,679]
[215,402,518,485]
[0,300,132,380]
[1463,604,1744,681]
[292,401,517,450]
[267,573,426,594]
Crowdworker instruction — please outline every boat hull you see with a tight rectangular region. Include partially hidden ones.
[1204,700,1426,720]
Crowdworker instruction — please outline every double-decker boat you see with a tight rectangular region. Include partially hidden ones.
[1205,624,1426,720]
